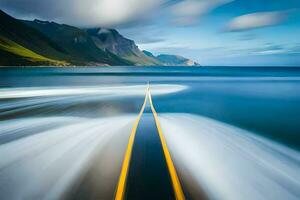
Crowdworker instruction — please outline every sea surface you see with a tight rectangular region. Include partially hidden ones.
[0,66,300,200]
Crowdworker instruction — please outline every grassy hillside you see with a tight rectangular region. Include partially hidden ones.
[0,36,68,66]
[0,10,68,61]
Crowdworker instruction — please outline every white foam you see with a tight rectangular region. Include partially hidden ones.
[0,84,187,99]
[0,115,135,199]
[159,113,300,200]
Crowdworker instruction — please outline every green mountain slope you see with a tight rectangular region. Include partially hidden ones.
[0,10,68,62]
[0,10,132,66]
[24,20,132,66]
[0,36,67,66]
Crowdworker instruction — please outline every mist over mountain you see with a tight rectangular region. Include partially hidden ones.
[85,28,161,66]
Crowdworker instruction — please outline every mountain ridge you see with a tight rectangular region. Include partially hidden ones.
[0,10,200,67]
[23,19,132,66]
[85,28,161,65]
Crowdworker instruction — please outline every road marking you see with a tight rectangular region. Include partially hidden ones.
[114,89,148,200]
[148,87,186,200]
[115,84,185,200]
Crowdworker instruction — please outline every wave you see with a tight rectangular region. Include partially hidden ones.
[0,115,135,199]
[0,84,187,99]
[159,113,300,200]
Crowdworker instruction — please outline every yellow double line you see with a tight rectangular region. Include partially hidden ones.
[114,85,185,200]
[114,89,147,200]
[148,89,185,200]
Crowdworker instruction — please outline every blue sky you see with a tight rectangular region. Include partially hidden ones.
[120,0,300,66]
[1,0,300,66]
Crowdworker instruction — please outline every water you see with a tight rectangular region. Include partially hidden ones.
[0,66,300,200]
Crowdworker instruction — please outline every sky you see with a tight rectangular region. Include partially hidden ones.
[1,0,300,66]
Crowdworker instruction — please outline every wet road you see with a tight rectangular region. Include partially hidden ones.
[125,112,175,200]
[115,88,185,200]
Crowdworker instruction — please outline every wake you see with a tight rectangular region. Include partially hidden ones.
[0,116,135,199]
[160,113,300,200]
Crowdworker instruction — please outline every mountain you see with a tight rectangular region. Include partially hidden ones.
[85,28,161,65]
[85,29,200,66]
[0,9,131,66]
[143,50,156,58]
[23,20,132,66]
[0,9,200,66]
[156,54,200,66]
[0,10,68,66]
[143,50,200,66]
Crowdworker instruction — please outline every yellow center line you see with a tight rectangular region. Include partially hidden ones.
[115,84,185,200]
[148,87,186,200]
[114,89,148,200]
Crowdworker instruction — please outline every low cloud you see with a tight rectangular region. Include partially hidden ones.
[137,37,166,44]
[225,11,290,32]
[170,0,234,25]
[118,25,167,46]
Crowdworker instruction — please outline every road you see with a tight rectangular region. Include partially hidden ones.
[115,88,186,200]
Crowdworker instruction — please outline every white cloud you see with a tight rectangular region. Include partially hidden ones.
[225,11,289,32]
[1,0,234,27]
[83,0,164,27]
[0,0,165,27]
[171,0,234,25]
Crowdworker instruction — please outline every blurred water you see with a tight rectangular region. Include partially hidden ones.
[0,116,135,199]
[0,66,300,199]
[160,114,300,200]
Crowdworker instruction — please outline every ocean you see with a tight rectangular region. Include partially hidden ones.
[0,66,300,199]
